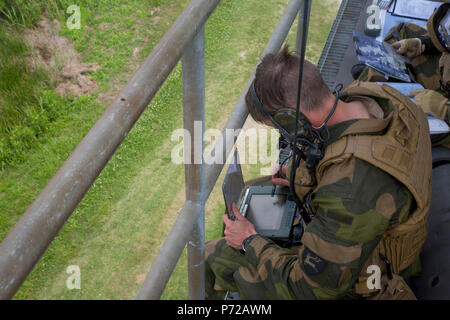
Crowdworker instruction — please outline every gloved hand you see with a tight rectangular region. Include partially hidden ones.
[408,89,449,120]
[391,38,424,60]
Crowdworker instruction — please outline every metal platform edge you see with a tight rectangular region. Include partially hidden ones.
[317,0,365,89]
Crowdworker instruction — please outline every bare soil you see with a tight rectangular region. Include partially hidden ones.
[24,18,100,97]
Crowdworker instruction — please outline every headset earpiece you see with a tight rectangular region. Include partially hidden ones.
[272,108,300,136]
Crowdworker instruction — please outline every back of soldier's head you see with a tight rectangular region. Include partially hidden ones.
[245,45,331,123]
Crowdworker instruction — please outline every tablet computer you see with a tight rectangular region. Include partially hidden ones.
[240,185,296,241]
[222,150,296,240]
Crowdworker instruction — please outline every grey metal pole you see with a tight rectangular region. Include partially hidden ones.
[182,26,206,300]
[0,0,220,300]
[204,0,304,197]
[295,3,305,55]
[136,26,207,301]
[135,0,304,300]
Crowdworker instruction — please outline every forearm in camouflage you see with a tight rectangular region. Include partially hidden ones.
[243,232,366,299]
[241,158,413,299]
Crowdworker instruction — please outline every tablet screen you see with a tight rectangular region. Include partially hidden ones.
[246,194,287,230]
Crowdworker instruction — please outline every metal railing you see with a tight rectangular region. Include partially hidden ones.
[0,0,306,299]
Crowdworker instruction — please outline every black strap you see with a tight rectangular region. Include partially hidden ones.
[250,81,293,142]
[290,0,313,225]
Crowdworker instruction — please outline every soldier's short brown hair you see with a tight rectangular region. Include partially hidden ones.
[245,45,331,123]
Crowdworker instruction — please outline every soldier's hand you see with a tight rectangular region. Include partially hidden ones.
[222,203,257,250]
[271,164,290,187]
[408,89,449,120]
[391,38,424,60]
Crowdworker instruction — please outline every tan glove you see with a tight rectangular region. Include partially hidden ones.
[391,38,425,60]
[408,89,449,120]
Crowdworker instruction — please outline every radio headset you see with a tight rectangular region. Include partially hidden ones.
[249,0,343,224]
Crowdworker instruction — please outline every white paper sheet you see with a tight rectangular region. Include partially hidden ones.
[376,82,423,95]
[393,0,442,20]
[427,115,450,135]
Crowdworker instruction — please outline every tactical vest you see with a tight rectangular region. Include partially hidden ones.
[315,82,432,299]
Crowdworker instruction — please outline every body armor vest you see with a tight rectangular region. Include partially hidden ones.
[316,82,432,299]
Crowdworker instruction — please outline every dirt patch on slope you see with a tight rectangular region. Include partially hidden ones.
[24,18,100,97]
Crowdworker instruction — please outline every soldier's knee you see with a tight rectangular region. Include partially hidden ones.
[205,237,226,261]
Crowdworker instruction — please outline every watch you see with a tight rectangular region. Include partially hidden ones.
[241,234,258,254]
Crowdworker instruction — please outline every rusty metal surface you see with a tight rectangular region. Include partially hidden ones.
[0,0,220,300]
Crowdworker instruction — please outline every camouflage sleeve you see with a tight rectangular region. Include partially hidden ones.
[244,157,413,299]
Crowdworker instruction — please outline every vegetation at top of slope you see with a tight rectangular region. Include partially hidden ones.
[0,0,166,169]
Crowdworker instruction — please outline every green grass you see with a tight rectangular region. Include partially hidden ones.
[0,25,53,168]
[0,0,340,299]
[0,0,63,27]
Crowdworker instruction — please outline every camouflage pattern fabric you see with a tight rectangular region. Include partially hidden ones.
[205,91,415,300]
[358,23,443,95]
[205,237,310,299]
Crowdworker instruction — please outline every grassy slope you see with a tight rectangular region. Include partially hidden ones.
[0,0,340,299]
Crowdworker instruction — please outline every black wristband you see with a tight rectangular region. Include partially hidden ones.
[241,234,258,254]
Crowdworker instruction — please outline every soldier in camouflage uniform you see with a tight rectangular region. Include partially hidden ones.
[359,3,449,95]
[358,3,450,148]
[205,46,432,300]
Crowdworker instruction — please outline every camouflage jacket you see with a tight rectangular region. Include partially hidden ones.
[241,82,432,299]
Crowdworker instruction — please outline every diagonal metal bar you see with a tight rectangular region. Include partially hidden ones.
[204,0,305,197]
[136,22,206,304]
[295,2,305,55]
[135,0,305,300]
[0,0,220,300]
